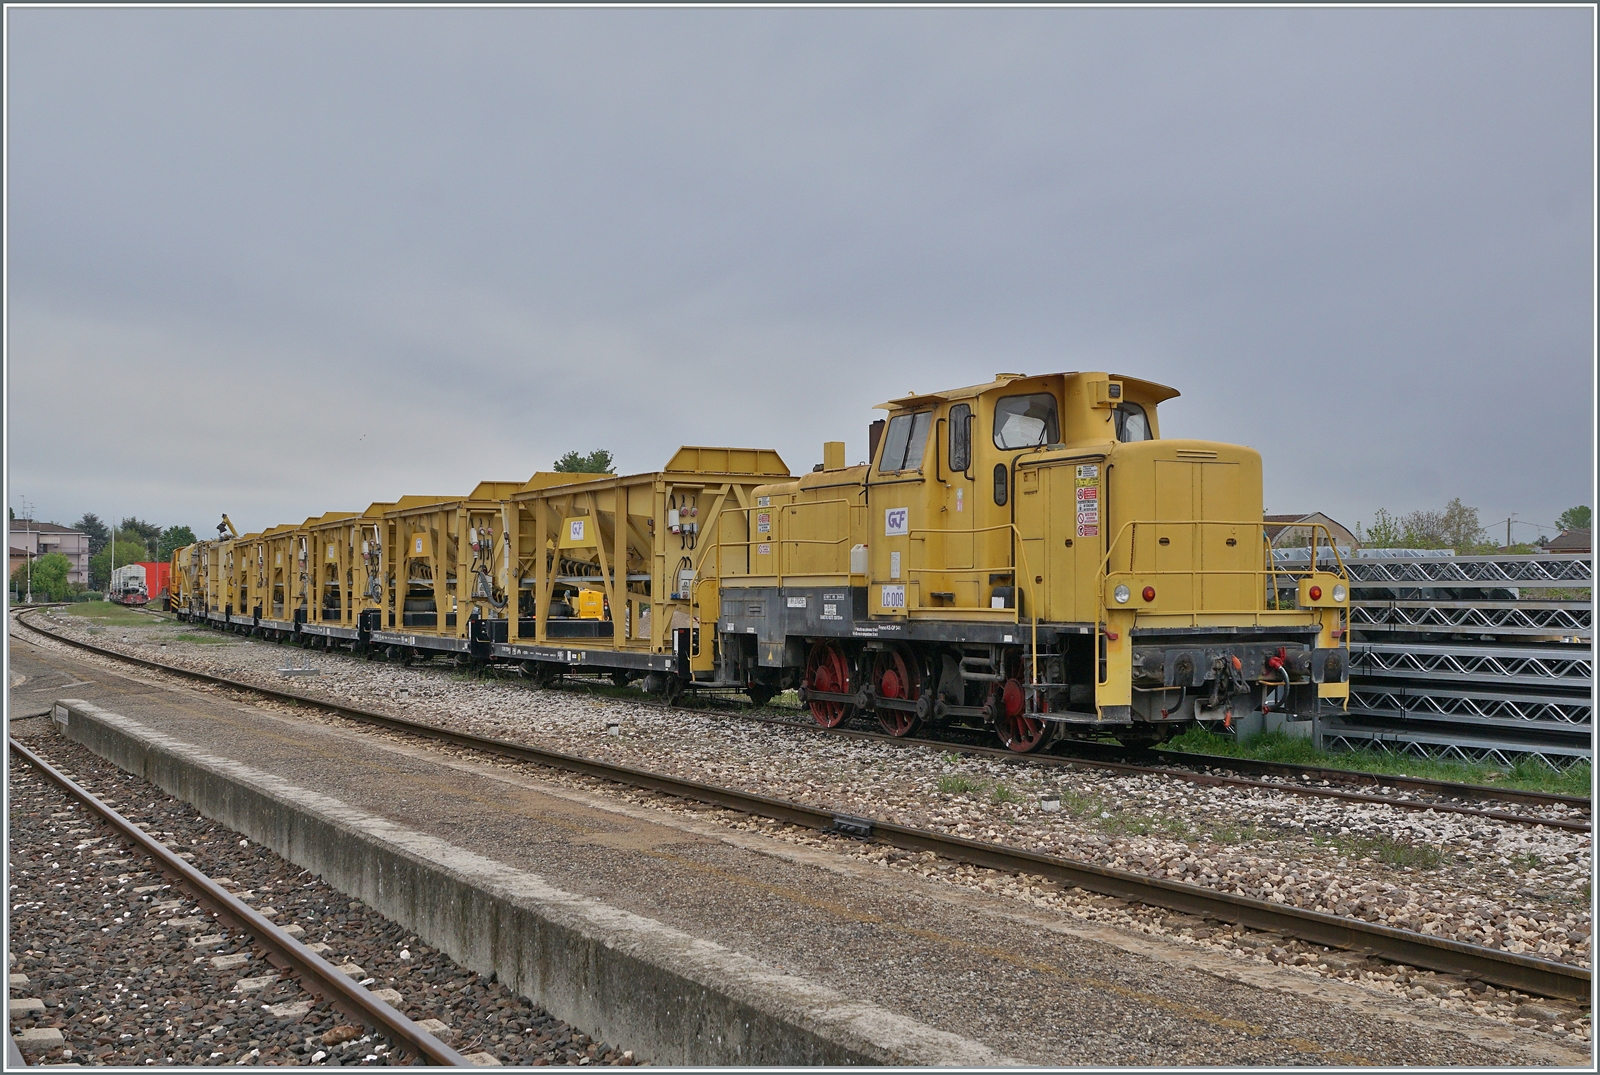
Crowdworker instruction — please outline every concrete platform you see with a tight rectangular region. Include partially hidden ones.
[9,640,1589,1066]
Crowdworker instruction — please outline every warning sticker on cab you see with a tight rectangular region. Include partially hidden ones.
[757,543,771,555]
[1075,464,1100,536]
[756,512,771,534]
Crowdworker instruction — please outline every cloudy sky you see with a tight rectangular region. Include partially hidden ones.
[6,6,1593,542]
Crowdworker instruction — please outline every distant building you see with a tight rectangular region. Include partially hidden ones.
[9,546,30,580]
[8,520,91,586]
[1262,512,1360,550]
[1542,528,1591,554]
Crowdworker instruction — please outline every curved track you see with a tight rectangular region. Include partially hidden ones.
[7,737,469,1066]
[12,604,1587,831]
[14,611,1591,1001]
[16,609,1588,832]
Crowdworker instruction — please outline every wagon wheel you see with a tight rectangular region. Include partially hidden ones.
[872,645,922,737]
[803,640,856,728]
[992,654,1053,753]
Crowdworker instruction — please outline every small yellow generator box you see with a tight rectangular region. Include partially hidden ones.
[576,589,606,620]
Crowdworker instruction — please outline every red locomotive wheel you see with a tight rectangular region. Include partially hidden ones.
[994,677,1052,753]
[804,640,855,728]
[872,645,921,738]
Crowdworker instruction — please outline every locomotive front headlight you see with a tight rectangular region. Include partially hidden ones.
[1113,584,1131,604]
[1332,584,1347,603]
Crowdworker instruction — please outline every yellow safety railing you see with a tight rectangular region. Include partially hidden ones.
[1097,519,1348,623]
[713,498,864,581]
[908,522,1041,688]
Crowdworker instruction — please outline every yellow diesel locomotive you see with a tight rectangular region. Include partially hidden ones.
[170,370,1349,751]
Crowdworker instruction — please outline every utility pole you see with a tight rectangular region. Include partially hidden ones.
[1507,514,1516,549]
[22,495,34,604]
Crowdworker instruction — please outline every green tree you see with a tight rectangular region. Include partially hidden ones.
[90,538,152,591]
[73,513,110,556]
[554,449,616,474]
[11,552,72,602]
[120,516,163,559]
[1436,497,1486,552]
[1357,509,1403,548]
[1556,505,1591,532]
[1358,499,1488,553]
[157,525,198,560]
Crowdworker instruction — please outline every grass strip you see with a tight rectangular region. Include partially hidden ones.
[1163,727,1591,798]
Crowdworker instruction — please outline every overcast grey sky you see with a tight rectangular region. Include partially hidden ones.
[5,6,1594,542]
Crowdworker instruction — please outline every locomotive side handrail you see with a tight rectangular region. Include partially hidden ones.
[908,522,1041,688]
[715,497,864,581]
[1096,520,1348,625]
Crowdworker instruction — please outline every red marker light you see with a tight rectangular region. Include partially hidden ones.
[1142,586,1156,602]
[1309,585,1323,600]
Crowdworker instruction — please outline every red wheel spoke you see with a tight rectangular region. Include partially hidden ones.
[874,645,921,738]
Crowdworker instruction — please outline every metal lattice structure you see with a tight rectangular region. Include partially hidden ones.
[1346,684,1591,730]
[1348,600,1591,638]
[1344,554,1592,588]
[1350,642,1592,688]
[1324,553,1593,769]
[1318,723,1593,769]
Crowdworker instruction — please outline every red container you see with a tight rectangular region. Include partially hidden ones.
[137,561,172,599]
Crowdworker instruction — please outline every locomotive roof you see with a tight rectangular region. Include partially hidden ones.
[876,371,1181,410]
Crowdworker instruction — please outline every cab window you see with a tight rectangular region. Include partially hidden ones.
[948,403,972,472]
[1114,403,1151,442]
[877,410,934,472]
[993,393,1059,450]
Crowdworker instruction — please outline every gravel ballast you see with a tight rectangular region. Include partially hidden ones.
[6,722,637,1067]
[18,612,1594,1049]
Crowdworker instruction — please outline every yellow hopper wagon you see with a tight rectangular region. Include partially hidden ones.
[497,447,789,697]
[298,505,392,648]
[368,485,525,661]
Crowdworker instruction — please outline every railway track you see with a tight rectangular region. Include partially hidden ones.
[17,610,1586,833]
[724,712,1591,833]
[15,612,1591,1001]
[6,737,470,1066]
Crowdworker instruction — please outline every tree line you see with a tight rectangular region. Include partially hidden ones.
[1357,500,1590,555]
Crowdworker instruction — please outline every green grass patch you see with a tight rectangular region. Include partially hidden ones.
[55,602,169,627]
[1162,726,1591,798]
[1332,833,1442,870]
[1201,820,1260,845]
[937,774,987,795]
[172,632,233,645]
[990,783,1022,804]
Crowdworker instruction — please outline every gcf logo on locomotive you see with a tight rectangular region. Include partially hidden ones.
[884,507,909,536]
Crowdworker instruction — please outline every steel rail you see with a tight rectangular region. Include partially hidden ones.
[1152,750,1591,809]
[710,712,1591,832]
[15,618,1591,1000]
[6,737,471,1067]
[15,609,1588,830]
